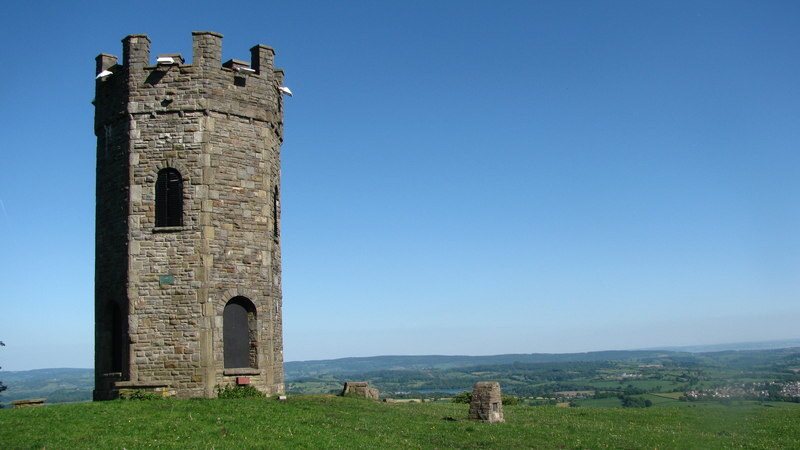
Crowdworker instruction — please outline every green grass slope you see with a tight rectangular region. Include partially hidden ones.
[2,395,799,448]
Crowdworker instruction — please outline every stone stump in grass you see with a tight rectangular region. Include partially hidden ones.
[11,398,46,409]
[341,381,379,400]
[468,382,504,423]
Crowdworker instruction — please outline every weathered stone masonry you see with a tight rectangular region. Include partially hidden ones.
[94,32,285,399]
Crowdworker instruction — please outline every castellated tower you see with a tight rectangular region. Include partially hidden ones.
[93,32,285,399]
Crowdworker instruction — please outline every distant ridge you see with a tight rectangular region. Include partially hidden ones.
[284,350,683,379]
[642,338,800,353]
[0,367,93,406]
[285,339,800,379]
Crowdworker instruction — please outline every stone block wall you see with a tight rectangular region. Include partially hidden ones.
[94,32,285,399]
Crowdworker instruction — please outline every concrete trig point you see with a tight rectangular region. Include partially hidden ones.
[469,382,504,423]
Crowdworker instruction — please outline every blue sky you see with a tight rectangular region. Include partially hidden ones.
[1,1,799,370]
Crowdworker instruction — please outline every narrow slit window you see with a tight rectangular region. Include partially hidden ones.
[273,186,280,238]
[156,168,183,227]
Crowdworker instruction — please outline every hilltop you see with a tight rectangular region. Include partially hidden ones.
[1,395,799,448]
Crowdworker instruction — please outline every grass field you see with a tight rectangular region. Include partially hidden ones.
[651,392,684,400]
[574,397,623,408]
[2,395,799,448]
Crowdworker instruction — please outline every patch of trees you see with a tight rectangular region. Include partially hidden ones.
[621,396,652,408]
[451,391,472,404]
[595,389,654,408]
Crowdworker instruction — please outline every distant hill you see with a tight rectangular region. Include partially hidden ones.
[285,347,800,396]
[0,368,93,406]
[285,340,800,379]
[284,350,681,379]
[643,338,800,353]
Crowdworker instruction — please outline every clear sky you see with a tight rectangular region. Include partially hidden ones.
[1,1,798,370]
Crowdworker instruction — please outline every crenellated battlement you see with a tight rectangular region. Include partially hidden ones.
[97,32,278,76]
[95,32,285,136]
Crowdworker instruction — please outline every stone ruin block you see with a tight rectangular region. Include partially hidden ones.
[468,382,504,423]
[341,381,379,400]
[11,398,46,409]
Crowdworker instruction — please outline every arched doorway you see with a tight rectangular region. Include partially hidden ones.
[223,297,257,368]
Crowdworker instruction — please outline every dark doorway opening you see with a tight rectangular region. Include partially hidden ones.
[223,297,257,368]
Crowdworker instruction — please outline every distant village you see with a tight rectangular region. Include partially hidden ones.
[685,381,800,402]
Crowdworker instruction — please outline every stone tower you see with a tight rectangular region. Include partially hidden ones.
[93,32,285,399]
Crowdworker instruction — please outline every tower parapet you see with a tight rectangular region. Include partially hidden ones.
[94,32,286,400]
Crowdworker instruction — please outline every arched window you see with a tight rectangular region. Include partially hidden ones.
[155,168,183,227]
[223,297,257,369]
